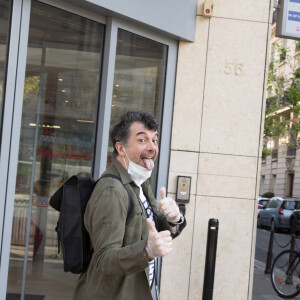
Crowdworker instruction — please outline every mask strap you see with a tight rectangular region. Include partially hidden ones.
[123,156,128,169]
[123,148,129,160]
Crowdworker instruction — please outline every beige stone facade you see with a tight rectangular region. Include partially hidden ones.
[160,1,272,299]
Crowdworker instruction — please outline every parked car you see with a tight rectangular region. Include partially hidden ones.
[257,196,270,211]
[257,197,300,232]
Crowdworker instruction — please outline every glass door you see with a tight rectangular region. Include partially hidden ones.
[6,1,105,299]
[107,28,168,191]
[0,0,12,146]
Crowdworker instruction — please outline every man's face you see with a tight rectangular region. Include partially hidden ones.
[123,122,159,171]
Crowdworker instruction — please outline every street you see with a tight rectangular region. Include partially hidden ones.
[255,228,300,264]
[253,228,300,299]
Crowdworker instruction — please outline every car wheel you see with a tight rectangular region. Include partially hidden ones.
[271,219,278,233]
[257,216,262,228]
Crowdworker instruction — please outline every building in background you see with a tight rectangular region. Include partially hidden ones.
[0,0,272,299]
[260,10,300,198]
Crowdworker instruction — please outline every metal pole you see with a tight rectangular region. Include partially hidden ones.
[202,218,219,300]
[265,229,274,274]
[287,234,296,285]
[290,234,296,251]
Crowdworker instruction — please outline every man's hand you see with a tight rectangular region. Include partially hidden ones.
[157,187,180,223]
[145,219,172,259]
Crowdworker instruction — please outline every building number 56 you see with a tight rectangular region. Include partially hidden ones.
[224,62,244,75]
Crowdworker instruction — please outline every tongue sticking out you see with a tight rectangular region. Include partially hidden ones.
[142,158,154,171]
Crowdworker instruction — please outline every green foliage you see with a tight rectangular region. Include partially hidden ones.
[263,41,300,156]
[296,41,300,52]
[262,148,272,157]
[280,47,287,62]
[262,192,275,198]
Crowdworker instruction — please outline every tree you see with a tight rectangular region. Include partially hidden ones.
[263,42,300,156]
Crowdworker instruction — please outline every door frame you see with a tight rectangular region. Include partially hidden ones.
[0,0,32,294]
[93,17,178,196]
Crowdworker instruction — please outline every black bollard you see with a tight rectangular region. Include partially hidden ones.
[265,229,274,274]
[202,219,219,300]
[291,234,296,251]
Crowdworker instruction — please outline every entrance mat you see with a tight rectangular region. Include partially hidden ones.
[6,294,45,300]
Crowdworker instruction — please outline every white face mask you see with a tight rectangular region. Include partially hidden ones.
[123,150,152,186]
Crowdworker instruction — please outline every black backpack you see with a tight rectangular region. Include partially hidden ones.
[49,174,132,274]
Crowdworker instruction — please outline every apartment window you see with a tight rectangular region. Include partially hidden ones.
[272,8,277,24]
[287,145,296,157]
[272,137,279,161]
[272,149,278,160]
[287,173,294,197]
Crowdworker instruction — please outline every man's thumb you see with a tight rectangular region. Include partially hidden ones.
[147,218,157,233]
[160,187,166,199]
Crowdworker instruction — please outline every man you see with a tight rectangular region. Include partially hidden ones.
[74,111,186,300]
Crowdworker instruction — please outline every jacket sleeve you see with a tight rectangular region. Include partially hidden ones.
[85,184,149,276]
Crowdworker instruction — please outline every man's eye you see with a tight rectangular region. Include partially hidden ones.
[139,139,145,143]
[153,140,158,145]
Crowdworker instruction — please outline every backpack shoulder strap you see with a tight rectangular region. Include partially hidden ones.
[100,174,132,218]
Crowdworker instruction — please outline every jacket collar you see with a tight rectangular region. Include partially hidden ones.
[141,180,153,200]
[112,156,133,185]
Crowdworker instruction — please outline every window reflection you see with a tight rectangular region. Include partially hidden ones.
[0,0,12,146]
[7,1,104,299]
[108,29,167,188]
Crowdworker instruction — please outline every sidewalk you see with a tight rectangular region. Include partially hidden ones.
[252,260,298,299]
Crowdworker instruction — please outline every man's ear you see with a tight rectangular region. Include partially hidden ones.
[115,142,126,157]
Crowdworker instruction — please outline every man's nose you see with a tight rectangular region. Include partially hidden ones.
[146,141,157,151]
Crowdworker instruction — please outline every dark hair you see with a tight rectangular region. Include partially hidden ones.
[111,111,159,157]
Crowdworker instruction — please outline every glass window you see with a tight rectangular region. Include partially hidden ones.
[108,29,168,189]
[283,201,294,210]
[294,201,300,210]
[7,1,104,299]
[0,0,12,145]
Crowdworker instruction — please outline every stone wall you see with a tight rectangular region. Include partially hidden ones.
[160,0,272,299]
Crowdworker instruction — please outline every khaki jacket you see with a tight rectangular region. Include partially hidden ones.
[73,158,186,300]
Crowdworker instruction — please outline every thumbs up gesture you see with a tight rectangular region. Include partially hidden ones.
[145,219,173,259]
[157,187,180,223]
